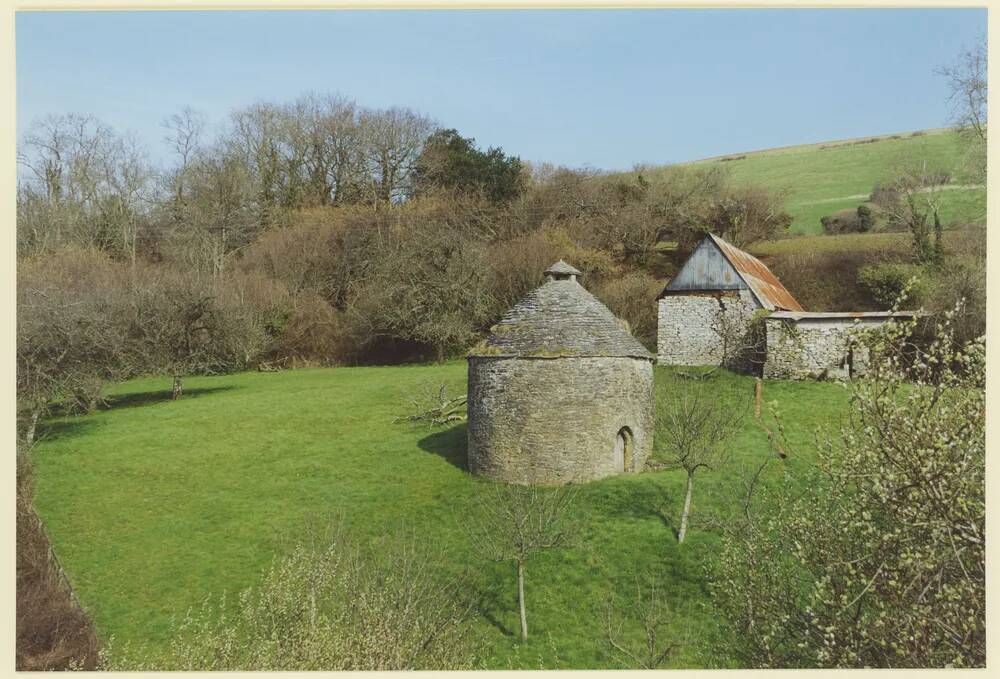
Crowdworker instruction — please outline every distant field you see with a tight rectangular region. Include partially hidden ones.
[31,364,850,669]
[747,226,981,259]
[643,128,985,235]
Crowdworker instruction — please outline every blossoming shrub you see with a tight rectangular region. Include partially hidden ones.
[712,306,985,668]
[105,530,484,670]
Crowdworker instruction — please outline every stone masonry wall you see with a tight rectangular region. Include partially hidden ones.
[763,317,882,380]
[657,289,760,367]
[467,356,654,484]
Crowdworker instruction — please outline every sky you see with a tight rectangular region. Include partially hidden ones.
[16,8,987,171]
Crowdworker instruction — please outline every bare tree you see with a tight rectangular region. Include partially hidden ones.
[359,106,436,205]
[16,249,133,443]
[604,575,687,669]
[464,482,578,641]
[711,300,767,374]
[936,38,986,181]
[704,184,793,248]
[286,93,364,206]
[100,132,152,267]
[656,382,749,543]
[164,149,257,277]
[225,101,289,224]
[162,106,207,209]
[871,159,949,264]
[17,114,153,261]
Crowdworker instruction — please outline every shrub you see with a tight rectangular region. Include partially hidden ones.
[855,204,875,232]
[592,271,663,350]
[763,247,903,312]
[713,312,985,667]
[923,237,985,346]
[702,184,792,248]
[820,209,859,234]
[104,529,483,670]
[212,270,292,368]
[17,446,100,670]
[271,293,349,366]
[820,205,875,235]
[342,216,498,363]
[17,248,134,440]
[487,228,568,310]
[857,263,926,309]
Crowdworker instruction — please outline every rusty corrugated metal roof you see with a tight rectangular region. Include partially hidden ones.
[769,310,922,320]
[707,233,803,311]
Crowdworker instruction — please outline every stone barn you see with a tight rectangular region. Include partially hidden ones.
[658,233,920,379]
[467,260,655,485]
[657,233,803,368]
[762,309,921,380]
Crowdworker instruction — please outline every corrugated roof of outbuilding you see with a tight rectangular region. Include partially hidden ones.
[706,234,804,311]
[468,266,655,361]
[768,310,922,320]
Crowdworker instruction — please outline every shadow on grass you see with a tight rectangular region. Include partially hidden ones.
[474,573,515,637]
[417,423,468,470]
[593,476,673,525]
[36,418,103,443]
[38,386,239,443]
[46,386,238,419]
[480,603,515,637]
[102,386,237,411]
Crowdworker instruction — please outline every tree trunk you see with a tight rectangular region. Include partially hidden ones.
[933,209,943,265]
[754,378,763,421]
[171,375,184,400]
[25,406,42,447]
[678,473,694,543]
[517,559,528,641]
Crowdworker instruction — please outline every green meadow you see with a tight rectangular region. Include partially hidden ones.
[660,128,985,235]
[31,363,852,668]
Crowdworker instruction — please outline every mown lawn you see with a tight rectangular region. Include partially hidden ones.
[31,363,853,668]
[661,128,985,235]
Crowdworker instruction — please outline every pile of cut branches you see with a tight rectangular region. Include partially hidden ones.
[393,383,467,427]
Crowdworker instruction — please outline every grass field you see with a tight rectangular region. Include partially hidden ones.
[30,364,852,669]
[650,128,985,235]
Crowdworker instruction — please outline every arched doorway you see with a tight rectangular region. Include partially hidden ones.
[613,427,634,473]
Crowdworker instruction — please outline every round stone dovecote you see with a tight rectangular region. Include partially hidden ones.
[466,261,656,485]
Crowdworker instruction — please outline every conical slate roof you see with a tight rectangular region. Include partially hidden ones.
[544,260,582,276]
[469,265,655,360]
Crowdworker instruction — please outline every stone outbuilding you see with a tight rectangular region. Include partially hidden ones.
[657,233,803,368]
[467,260,655,485]
[763,310,921,380]
[657,233,920,379]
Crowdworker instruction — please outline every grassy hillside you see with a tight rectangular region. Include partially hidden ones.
[30,364,851,669]
[649,128,985,235]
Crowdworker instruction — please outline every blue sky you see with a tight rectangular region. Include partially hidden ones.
[16,8,986,171]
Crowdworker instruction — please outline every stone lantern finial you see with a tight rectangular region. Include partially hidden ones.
[544,260,582,282]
